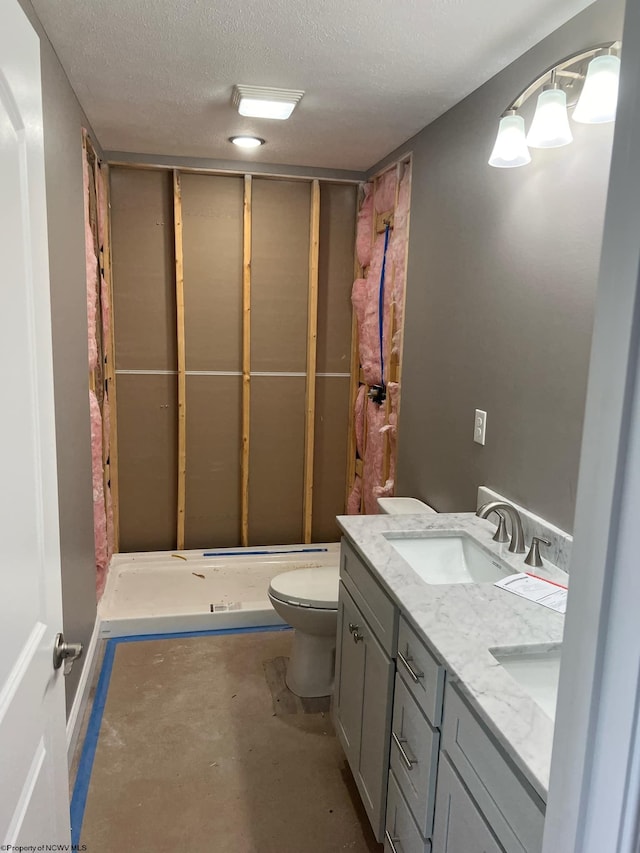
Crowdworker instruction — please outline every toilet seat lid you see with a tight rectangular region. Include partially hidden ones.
[268,566,339,609]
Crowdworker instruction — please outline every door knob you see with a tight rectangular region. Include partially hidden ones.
[53,632,83,674]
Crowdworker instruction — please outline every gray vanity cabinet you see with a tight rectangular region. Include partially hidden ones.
[335,535,545,853]
[432,755,504,853]
[334,540,398,842]
[439,684,545,853]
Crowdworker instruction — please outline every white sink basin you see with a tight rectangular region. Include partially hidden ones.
[383,533,512,584]
[490,645,561,721]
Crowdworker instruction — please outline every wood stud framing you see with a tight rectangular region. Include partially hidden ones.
[110,165,363,549]
[303,181,321,542]
[346,155,412,510]
[84,135,120,555]
[392,158,413,446]
[345,184,364,508]
[173,170,187,549]
[241,175,252,547]
[102,165,120,551]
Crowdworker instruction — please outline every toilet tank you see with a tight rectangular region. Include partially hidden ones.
[376,497,436,514]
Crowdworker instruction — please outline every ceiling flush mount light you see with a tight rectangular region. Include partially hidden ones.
[573,53,621,123]
[232,85,304,120]
[489,41,621,169]
[229,136,265,149]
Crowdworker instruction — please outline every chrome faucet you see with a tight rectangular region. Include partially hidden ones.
[476,501,526,554]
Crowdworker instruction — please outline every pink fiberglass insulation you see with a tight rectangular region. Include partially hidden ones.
[355,384,366,458]
[347,475,363,515]
[375,382,400,498]
[83,154,98,372]
[352,276,382,387]
[90,390,108,596]
[356,183,374,268]
[374,168,397,214]
[362,400,386,514]
[367,230,396,383]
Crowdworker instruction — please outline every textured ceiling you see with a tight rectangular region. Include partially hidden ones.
[32,0,591,171]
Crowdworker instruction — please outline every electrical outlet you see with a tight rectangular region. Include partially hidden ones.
[474,409,487,445]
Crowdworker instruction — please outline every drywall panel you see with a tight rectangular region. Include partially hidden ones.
[185,374,242,548]
[110,168,176,370]
[182,174,243,371]
[117,373,178,551]
[251,180,310,372]
[312,377,350,542]
[317,183,357,374]
[249,376,305,544]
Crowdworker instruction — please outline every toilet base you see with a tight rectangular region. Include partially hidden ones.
[286,630,336,698]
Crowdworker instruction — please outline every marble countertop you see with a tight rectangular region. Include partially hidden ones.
[337,511,567,802]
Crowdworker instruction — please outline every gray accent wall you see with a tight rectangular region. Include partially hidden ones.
[372,0,625,533]
[19,0,99,712]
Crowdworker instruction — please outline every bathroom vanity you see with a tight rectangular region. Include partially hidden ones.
[332,513,566,853]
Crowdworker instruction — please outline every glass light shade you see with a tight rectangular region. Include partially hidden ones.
[229,136,265,149]
[238,97,296,120]
[488,114,531,168]
[526,89,573,148]
[573,54,621,123]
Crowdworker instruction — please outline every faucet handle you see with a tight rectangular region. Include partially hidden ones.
[492,511,510,544]
[524,536,551,569]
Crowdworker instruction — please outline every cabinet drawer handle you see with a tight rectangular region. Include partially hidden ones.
[348,622,359,634]
[384,830,402,853]
[353,631,364,643]
[392,731,417,770]
[397,650,424,683]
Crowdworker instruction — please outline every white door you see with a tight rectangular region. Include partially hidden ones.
[0,0,71,847]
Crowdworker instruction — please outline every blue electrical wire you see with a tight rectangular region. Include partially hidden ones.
[378,223,391,391]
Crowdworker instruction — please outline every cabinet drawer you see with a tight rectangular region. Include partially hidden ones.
[340,537,398,656]
[385,770,431,853]
[432,755,505,853]
[390,675,440,839]
[441,684,545,853]
[397,617,444,726]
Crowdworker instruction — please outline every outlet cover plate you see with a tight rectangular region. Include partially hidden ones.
[474,409,487,445]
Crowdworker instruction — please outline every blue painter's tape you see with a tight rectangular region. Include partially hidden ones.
[69,624,291,845]
[108,624,291,644]
[70,638,116,848]
[202,547,329,557]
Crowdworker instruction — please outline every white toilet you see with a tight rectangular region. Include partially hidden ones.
[268,566,340,698]
[268,498,436,698]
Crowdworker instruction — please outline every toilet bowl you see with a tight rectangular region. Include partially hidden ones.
[268,566,339,698]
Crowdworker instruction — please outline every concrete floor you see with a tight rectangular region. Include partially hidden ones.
[79,630,381,852]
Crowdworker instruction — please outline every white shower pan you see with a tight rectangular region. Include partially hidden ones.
[99,543,340,638]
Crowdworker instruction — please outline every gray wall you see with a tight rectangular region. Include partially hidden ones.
[372,0,625,533]
[18,0,99,711]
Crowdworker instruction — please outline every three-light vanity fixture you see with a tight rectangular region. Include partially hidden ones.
[489,42,621,168]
